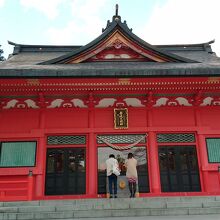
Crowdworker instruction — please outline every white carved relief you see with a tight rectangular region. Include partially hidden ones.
[120,54,131,58]
[47,98,88,108]
[167,101,178,106]
[105,54,115,59]
[3,99,19,109]
[71,99,87,108]
[2,96,219,109]
[24,99,39,108]
[124,98,145,107]
[47,99,64,108]
[200,97,213,106]
[154,98,169,107]
[62,103,73,108]
[175,97,192,106]
[2,99,39,109]
[104,54,131,59]
[95,98,116,108]
[213,101,220,105]
[154,97,193,107]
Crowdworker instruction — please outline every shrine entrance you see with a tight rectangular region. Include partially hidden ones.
[97,134,149,197]
[45,148,86,195]
[159,146,201,192]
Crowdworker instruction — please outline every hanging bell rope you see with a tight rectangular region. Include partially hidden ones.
[97,135,147,150]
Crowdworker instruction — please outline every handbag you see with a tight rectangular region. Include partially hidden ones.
[112,163,120,176]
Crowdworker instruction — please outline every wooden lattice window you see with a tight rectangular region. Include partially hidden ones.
[206,138,220,163]
[0,142,36,167]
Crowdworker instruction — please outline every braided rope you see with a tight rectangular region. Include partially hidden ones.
[97,135,146,150]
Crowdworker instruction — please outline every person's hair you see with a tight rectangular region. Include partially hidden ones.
[109,154,115,158]
[128,153,133,159]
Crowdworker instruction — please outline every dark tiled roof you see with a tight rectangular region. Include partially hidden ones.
[1,16,220,78]
[4,41,219,65]
[38,19,197,64]
[8,41,81,54]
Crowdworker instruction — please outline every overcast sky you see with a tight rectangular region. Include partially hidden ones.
[0,0,220,58]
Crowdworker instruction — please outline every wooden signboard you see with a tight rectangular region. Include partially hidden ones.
[114,108,128,129]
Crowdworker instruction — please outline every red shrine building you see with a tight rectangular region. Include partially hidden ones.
[1,7,220,201]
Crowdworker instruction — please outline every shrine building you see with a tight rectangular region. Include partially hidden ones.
[1,6,220,201]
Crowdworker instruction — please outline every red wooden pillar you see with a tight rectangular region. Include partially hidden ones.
[35,93,46,199]
[197,134,208,192]
[194,104,207,192]
[148,131,161,194]
[147,94,161,194]
[35,136,46,198]
[87,94,97,197]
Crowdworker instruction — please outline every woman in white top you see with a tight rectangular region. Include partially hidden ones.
[125,152,138,198]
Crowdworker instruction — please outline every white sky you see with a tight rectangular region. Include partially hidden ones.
[0,0,220,58]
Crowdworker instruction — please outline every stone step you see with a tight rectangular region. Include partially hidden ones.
[0,196,220,219]
[2,196,218,208]
[1,207,220,220]
[1,201,220,210]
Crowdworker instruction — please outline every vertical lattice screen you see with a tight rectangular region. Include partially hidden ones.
[97,134,146,144]
[206,138,220,163]
[47,135,86,145]
[0,142,36,167]
[157,133,195,143]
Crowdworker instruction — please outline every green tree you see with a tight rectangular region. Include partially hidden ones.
[0,45,5,61]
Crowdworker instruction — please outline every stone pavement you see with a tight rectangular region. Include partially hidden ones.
[74,214,220,220]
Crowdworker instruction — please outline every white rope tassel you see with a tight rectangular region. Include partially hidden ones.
[97,135,146,150]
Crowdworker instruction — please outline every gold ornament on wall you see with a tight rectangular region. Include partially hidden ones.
[114,108,128,129]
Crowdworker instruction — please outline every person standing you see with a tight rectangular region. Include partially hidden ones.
[106,154,119,198]
[125,153,138,198]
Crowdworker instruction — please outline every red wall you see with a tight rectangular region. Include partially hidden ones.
[45,109,88,128]
[151,108,195,127]
[1,107,220,131]
[1,106,220,200]
[0,110,39,133]
[200,107,220,128]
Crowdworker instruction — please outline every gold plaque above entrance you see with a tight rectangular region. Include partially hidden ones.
[114,108,128,129]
